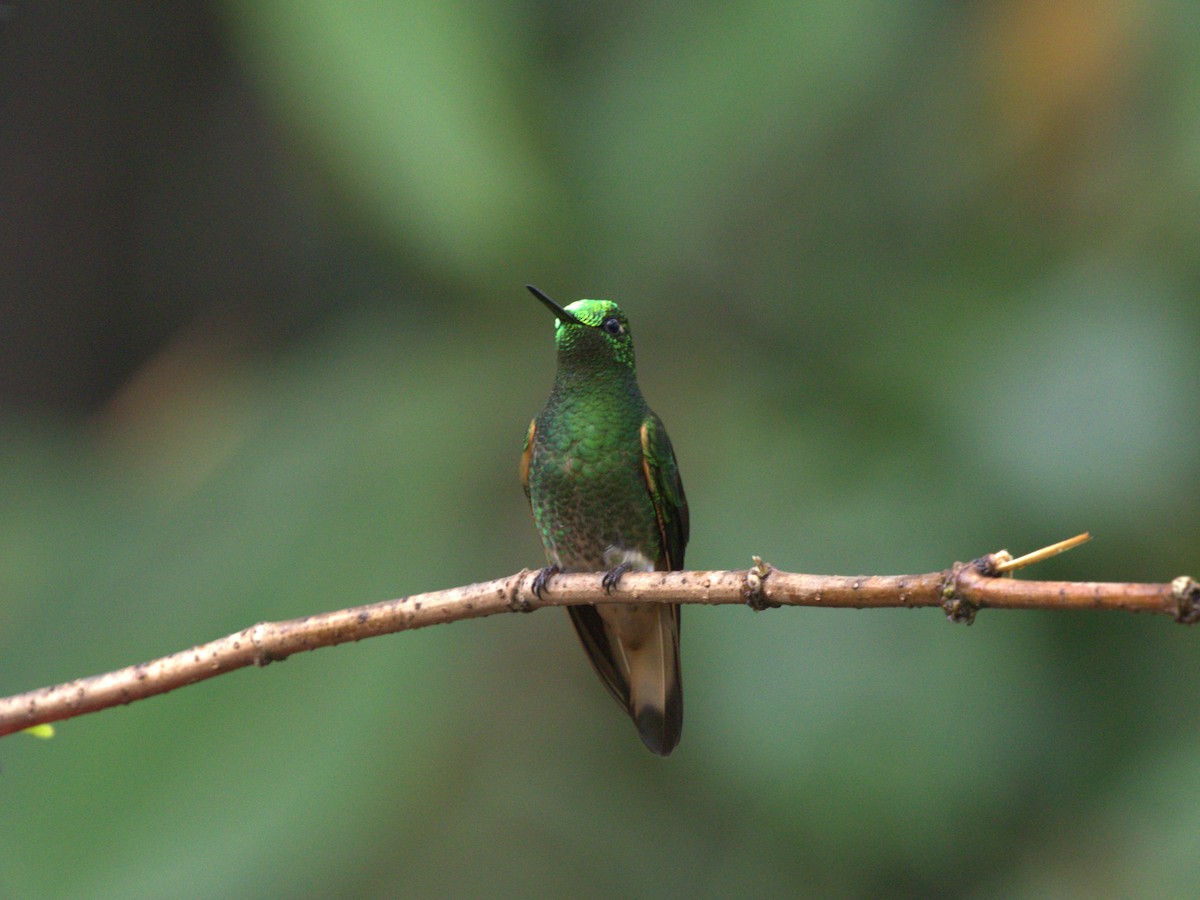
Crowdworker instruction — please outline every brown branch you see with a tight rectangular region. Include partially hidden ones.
[1,536,1196,738]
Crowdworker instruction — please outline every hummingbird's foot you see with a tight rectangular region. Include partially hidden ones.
[531,565,561,599]
[601,562,635,594]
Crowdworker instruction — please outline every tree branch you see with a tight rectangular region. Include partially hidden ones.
[2,535,1196,738]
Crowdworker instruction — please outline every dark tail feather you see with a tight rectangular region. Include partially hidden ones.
[567,602,683,756]
[628,604,683,756]
[633,685,683,756]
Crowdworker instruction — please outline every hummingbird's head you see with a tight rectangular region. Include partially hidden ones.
[527,285,636,372]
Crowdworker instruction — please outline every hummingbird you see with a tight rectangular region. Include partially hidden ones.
[520,284,689,756]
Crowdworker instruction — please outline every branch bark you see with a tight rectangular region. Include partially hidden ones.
[2,546,1196,738]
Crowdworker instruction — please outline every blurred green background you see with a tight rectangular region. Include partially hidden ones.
[2,2,1198,896]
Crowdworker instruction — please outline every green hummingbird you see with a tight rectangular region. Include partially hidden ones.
[520,285,689,756]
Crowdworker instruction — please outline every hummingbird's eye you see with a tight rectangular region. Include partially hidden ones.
[601,317,624,336]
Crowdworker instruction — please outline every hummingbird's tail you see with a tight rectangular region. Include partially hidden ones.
[567,601,683,756]
[626,603,683,756]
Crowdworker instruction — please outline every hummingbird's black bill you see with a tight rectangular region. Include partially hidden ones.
[527,284,584,325]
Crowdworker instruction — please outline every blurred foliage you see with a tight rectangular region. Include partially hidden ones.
[2,1,1199,897]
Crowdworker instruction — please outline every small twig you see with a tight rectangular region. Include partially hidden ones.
[0,536,1192,738]
[991,532,1093,573]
